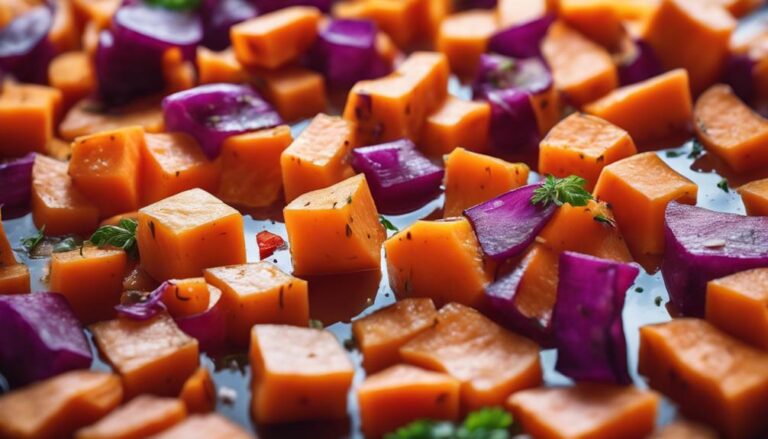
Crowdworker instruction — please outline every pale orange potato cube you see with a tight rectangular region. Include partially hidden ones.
[196,47,247,85]
[75,395,187,439]
[0,264,30,295]
[352,298,438,373]
[358,365,461,438]
[137,189,246,281]
[333,0,423,48]
[0,83,62,157]
[497,0,553,27]
[401,302,542,410]
[47,51,96,111]
[256,66,327,122]
[250,325,354,423]
[284,174,386,275]
[507,384,659,439]
[91,313,200,399]
[204,261,309,347]
[559,0,627,50]
[231,6,320,69]
[280,113,355,203]
[639,318,768,439]
[539,113,637,191]
[706,268,768,350]
[420,96,491,157]
[739,178,768,216]
[49,246,127,324]
[593,152,697,259]
[148,414,254,439]
[179,367,216,414]
[436,10,498,78]
[59,97,164,141]
[0,371,122,439]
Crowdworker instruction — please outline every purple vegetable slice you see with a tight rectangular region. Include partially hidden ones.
[724,54,756,103]
[254,0,332,13]
[663,202,768,317]
[95,29,165,105]
[200,0,257,51]
[116,281,169,320]
[552,251,638,385]
[464,183,556,261]
[176,286,227,353]
[488,14,555,59]
[0,152,35,219]
[472,54,552,97]
[162,83,283,159]
[616,39,663,86]
[351,138,444,214]
[113,1,203,60]
[0,292,92,387]
[0,5,55,84]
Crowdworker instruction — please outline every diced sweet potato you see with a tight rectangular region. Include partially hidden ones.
[650,420,719,439]
[160,278,212,318]
[0,83,62,157]
[706,269,768,350]
[0,264,30,295]
[639,318,768,439]
[48,51,96,111]
[739,178,768,216]
[60,97,164,141]
[280,114,355,203]
[694,84,768,173]
[420,96,491,157]
[255,67,327,122]
[0,371,122,439]
[46,137,73,161]
[284,174,386,274]
[584,69,693,145]
[352,298,438,373]
[75,395,187,439]
[385,218,489,308]
[539,113,637,191]
[196,47,247,85]
[162,48,196,95]
[0,210,16,267]
[179,367,216,414]
[443,148,529,218]
[333,0,422,48]
[49,0,79,53]
[401,302,542,410]
[542,21,618,107]
[71,0,119,28]
[141,132,220,205]
[91,313,200,399]
[642,0,735,94]
[560,0,626,50]
[507,384,659,439]
[204,262,309,347]
[593,152,697,259]
[497,0,553,27]
[69,126,144,217]
[137,189,246,281]
[49,246,128,324]
[344,51,450,145]
[231,6,320,69]
[250,325,354,423]
[358,364,461,438]
[436,10,498,78]
[148,414,253,439]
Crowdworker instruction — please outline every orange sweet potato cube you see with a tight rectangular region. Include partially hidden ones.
[149,414,253,439]
[196,47,247,85]
[639,319,768,439]
[0,83,62,157]
[180,367,216,414]
[358,365,461,438]
[420,96,491,157]
[497,0,553,27]
[542,21,618,107]
[161,278,212,318]
[443,148,529,218]
[284,174,386,275]
[539,113,637,191]
[642,0,735,94]
[256,66,327,122]
[0,371,122,439]
[59,97,164,141]
[401,302,542,410]
[739,178,768,216]
[68,126,144,217]
[250,325,354,423]
[333,0,422,48]
[32,155,100,236]
[49,246,128,324]
[71,0,119,28]
[559,0,627,51]
[91,313,199,399]
[436,10,498,78]
[706,268,768,350]
[0,210,17,267]
[344,52,450,145]
[231,6,320,69]
[650,420,719,439]
[0,264,31,295]
[218,126,293,208]
[75,395,187,439]
[593,152,697,259]
[281,114,355,203]
[137,188,246,281]
[140,132,220,205]
[352,298,438,373]
[204,261,309,347]
[385,218,489,308]
[47,51,96,111]
[507,384,659,439]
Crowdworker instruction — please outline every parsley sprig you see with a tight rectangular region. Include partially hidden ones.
[380,215,399,232]
[385,407,515,439]
[531,175,592,208]
[20,225,45,253]
[89,218,139,259]
[144,0,201,10]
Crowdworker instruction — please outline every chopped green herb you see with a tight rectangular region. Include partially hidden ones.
[531,175,593,208]
[654,296,663,307]
[665,150,683,158]
[88,218,139,259]
[385,407,514,439]
[717,179,730,193]
[635,287,644,293]
[593,214,616,227]
[144,0,201,10]
[309,319,324,329]
[20,226,45,253]
[52,237,81,253]
[380,215,399,232]
[688,140,704,159]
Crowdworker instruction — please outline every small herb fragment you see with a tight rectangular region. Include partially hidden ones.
[52,237,81,253]
[593,214,616,227]
[309,319,324,329]
[531,175,592,208]
[654,296,663,307]
[144,0,201,10]
[384,407,514,439]
[380,215,399,232]
[89,218,139,259]
[635,287,644,293]
[688,140,704,159]
[717,179,729,193]
[20,226,45,253]
[665,150,683,158]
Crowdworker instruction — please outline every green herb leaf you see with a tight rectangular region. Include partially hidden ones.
[531,175,593,208]
[144,0,201,10]
[385,420,455,439]
[380,215,399,232]
[384,408,514,439]
[665,150,683,158]
[88,218,139,258]
[688,140,704,159]
[654,296,663,307]
[593,214,616,227]
[717,179,730,193]
[52,237,81,253]
[20,226,45,253]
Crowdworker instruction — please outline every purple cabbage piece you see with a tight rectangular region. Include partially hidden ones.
[552,251,638,385]
[351,139,444,214]
[0,153,35,219]
[472,54,552,97]
[116,281,169,320]
[96,29,165,106]
[0,5,55,84]
[113,2,203,60]
[724,54,756,103]
[456,0,497,8]
[464,184,556,261]
[176,289,227,353]
[162,83,282,159]
[617,39,663,86]
[663,202,768,317]
[308,19,391,89]
[253,0,332,13]
[0,293,92,387]
[201,0,257,51]
[488,14,555,59]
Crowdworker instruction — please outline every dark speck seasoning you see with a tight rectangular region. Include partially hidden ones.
[345,224,352,238]
[149,221,156,239]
